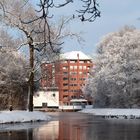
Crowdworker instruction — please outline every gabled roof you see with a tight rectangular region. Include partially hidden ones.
[61,51,92,60]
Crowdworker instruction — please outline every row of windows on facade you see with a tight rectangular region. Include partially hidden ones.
[63,77,86,81]
[63,71,89,75]
[41,76,87,81]
[63,95,83,100]
[63,95,74,100]
[63,89,80,92]
[63,83,85,87]
[62,65,91,70]
[63,83,85,88]
[63,60,91,63]
[42,72,89,78]
[44,61,91,68]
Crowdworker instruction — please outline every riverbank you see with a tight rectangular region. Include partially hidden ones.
[0,111,51,124]
[80,108,140,119]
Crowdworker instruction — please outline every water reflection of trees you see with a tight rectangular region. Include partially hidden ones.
[1,113,140,140]
[0,130,31,140]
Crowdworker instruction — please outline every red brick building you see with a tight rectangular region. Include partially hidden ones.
[41,51,93,105]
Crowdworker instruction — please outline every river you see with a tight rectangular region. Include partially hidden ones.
[0,112,140,140]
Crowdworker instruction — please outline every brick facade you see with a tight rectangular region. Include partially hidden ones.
[41,51,93,105]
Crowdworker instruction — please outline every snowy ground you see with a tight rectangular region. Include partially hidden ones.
[80,108,140,119]
[0,111,51,124]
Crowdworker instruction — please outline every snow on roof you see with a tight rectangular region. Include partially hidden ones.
[70,99,87,102]
[61,51,92,60]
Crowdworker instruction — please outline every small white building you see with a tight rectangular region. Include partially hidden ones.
[33,90,59,108]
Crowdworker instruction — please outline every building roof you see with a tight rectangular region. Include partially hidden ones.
[70,99,88,102]
[61,51,92,60]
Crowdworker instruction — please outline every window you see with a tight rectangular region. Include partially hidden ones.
[74,84,77,86]
[70,72,77,75]
[63,77,68,80]
[52,69,55,74]
[79,71,82,74]
[69,84,77,86]
[63,83,68,86]
[83,66,87,69]
[70,61,76,63]
[64,61,68,63]
[70,90,73,92]
[79,66,82,69]
[74,90,78,92]
[63,72,68,75]
[87,66,91,69]
[70,78,76,81]
[42,103,47,107]
[83,72,87,75]
[63,66,68,69]
[63,95,68,98]
[80,78,86,81]
[79,61,84,63]
[63,89,68,92]
[74,66,77,69]
[71,95,76,99]
[70,66,73,69]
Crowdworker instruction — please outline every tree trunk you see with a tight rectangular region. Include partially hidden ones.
[28,45,34,111]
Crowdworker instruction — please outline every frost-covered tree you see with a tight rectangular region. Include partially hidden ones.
[0,47,29,110]
[84,26,140,108]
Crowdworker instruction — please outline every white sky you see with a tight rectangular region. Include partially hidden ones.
[30,0,140,56]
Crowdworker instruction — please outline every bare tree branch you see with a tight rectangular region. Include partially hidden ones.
[0,1,5,17]
[35,0,100,22]
[77,0,100,22]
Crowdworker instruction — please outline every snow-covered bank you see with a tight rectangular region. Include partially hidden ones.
[80,108,140,119]
[0,111,51,124]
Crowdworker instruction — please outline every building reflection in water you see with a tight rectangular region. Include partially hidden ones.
[32,120,83,140]
[58,121,84,140]
[33,121,59,140]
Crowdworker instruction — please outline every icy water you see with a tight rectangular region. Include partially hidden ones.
[0,112,140,140]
